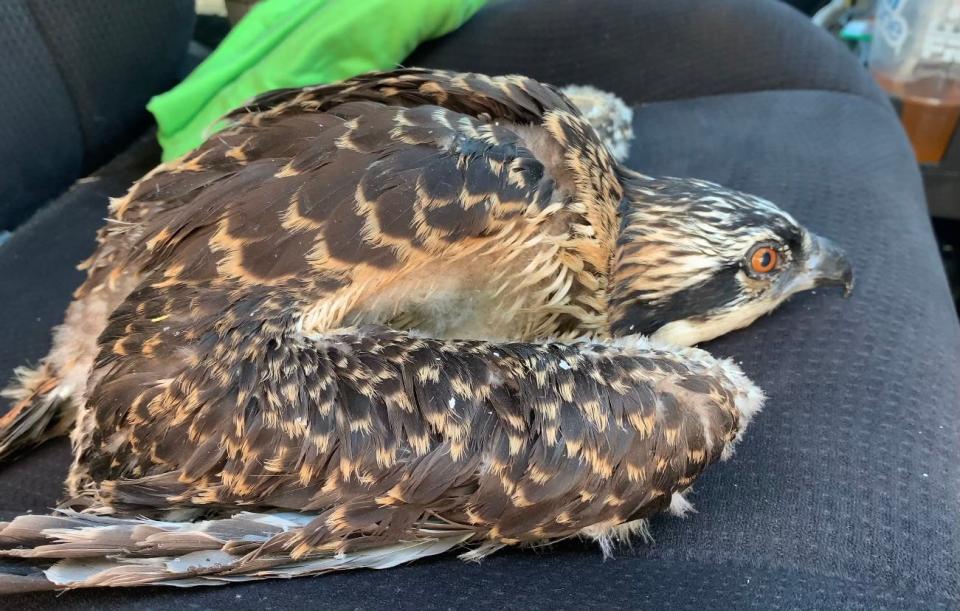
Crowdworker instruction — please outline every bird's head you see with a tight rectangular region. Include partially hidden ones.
[609,173,853,346]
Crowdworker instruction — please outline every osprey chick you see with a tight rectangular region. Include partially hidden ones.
[0,69,851,591]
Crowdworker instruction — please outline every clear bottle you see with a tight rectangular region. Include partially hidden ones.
[870,0,960,164]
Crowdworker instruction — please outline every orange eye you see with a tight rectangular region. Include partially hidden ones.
[750,246,779,274]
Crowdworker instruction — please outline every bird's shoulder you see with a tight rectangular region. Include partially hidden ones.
[110,81,612,289]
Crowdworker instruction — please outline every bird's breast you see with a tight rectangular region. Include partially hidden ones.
[342,239,598,341]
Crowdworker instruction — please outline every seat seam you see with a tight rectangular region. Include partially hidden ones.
[630,86,898,118]
[23,0,92,165]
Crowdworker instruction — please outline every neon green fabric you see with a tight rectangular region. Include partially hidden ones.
[148,0,487,160]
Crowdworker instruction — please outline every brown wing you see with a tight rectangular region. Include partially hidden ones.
[0,326,761,590]
[100,77,605,291]
[77,69,579,296]
[88,324,759,555]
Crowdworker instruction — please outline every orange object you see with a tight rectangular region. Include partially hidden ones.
[750,246,779,273]
[874,72,960,164]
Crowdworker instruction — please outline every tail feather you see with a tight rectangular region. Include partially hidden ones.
[0,365,73,461]
[1,266,139,464]
[0,510,475,591]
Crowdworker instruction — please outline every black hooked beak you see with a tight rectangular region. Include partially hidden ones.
[803,234,855,298]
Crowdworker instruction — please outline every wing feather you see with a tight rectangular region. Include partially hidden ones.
[82,313,761,555]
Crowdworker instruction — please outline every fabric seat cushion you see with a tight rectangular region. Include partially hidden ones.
[0,0,194,230]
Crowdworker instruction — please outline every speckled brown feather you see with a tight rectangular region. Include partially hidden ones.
[0,69,764,589]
